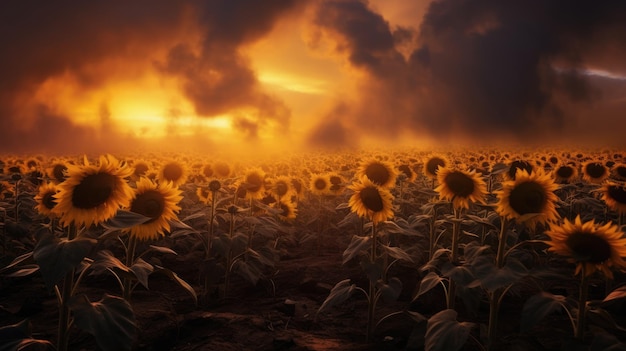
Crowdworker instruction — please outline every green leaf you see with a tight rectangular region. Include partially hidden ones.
[379,277,403,303]
[317,279,356,315]
[147,245,178,256]
[129,258,154,290]
[425,309,474,351]
[360,257,383,284]
[1,252,33,273]
[381,245,414,263]
[33,232,96,289]
[342,235,371,264]
[587,307,626,332]
[153,265,197,305]
[413,271,444,302]
[6,265,40,278]
[602,286,626,305]
[520,292,567,332]
[0,320,54,351]
[463,214,497,230]
[69,294,136,351]
[104,210,150,230]
[233,260,263,286]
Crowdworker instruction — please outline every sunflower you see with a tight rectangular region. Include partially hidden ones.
[553,163,579,184]
[582,161,609,184]
[356,159,398,188]
[214,161,232,178]
[423,155,449,179]
[397,163,417,183]
[277,200,298,221]
[309,174,330,196]
[132,160,150,180]
[47,162,68,183]
[435,167,487,210]
[34,182,59,217]
[328,173,346,195]
[53,155,134,227]
[601,181,626,215]
[495,169,560,229]
[506,160,534,181]
[546,215,626,278]
[348,177,394,224]
[270,176,293,199]
[158,160,188,187]
[611,163,626,182]
[196,185,212,204]
[0,180,14,200]
[125,177,182,241]
[201,164,214,178]
[291,177,304,197]
[241,168,266,200]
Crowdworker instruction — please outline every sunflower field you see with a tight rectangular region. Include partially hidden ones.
[2,148,626,351]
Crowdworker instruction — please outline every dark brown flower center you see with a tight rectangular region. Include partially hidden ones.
[398,164,412,179]
[444,171,475,197]
[549,156,558,164]
[314,178,327,191]
[274,181,289,196]
[245,173,263,193]
[209,180,221,192]
[565,231,612,263]
[52,164,68,182]
[42,191,57,210]
[365,162,391,186]
[130,190,165,223]
[585,162,606,179]
[615,166,626,179]
[508,181,546,215]
[163,163,184,182]
[607,185,626,205]
[426,157,445,176]
[360,186,384,212]
[508,160,533,180]
[556,166,574,179]
[203,165,214,178]
[72,173,117,209]
[134,163,149,177]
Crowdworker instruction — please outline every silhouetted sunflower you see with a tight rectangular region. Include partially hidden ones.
[553,164,578,184]
[348,177,394,224]
[506,160,534,181]
[277,200,298,221]
[546,215,626,278]
[125,177,182,241]
[158,160,188,187]
[196,185,212,204]
[328,173,346,195]
[291,177,304,197]
[582,161,609,184]
[601,182,626,215]
[397,163,417,182]
[47,163,68,184]
[496,169,559,229]
[271,176,293,199]
[357,159,398,188]
[310,174,330,196]
[611,163,626,181]
[35,182,59,217]
[132,160,150,180]
[242,168,266,200]
[423,155,449,179]
[435,167,487,210]
[54,155,134,227]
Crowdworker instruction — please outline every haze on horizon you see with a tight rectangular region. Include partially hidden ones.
[1,0,626,155]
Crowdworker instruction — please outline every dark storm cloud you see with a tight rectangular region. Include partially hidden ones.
[307,103,356,148]
[0,0,297,153]
[308,0,626,146]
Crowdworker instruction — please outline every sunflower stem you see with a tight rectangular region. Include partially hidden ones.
[447,207,461,310]
[224,211,235,299]
[366,222,378,342]
[57,224,77,351]
[496,217,509,269]
[123,234,138,301]
[576,265,590,341]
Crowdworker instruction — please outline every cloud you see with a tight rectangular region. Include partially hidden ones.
[307,0,626,147]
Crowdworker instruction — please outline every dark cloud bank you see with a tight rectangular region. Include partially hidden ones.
[307,0,626,148]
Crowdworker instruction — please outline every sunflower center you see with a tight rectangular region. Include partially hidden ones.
[398,164,412,179]
[163,163,183,182]
[426,158,445,176]
[365,163,391,185]
[275,181,289,196]
[71,172,117,209]
[585,163,606,178]
[314,178,327,190]
[130,190,165,223]
[616,166,626,179]
[279,202,291,217]
[549,156,558,164]
[508,160,533,180]
[565,231,612,263]
[444,171,475,197]
[134,163,149,177]
[209,180,221,192]
[508,181,546,215]
[43,191,57,210]
[246,173,263,192]
[360,186,384,212]
[203,165,214,178]
[607,185,626,205]
[52,164,68,182]
[556,166,574,179]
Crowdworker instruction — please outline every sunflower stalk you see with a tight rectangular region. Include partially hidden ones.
[576,265,590,341]
[57,224,77,351]
[224,211,235,298]
[366,222,378,342]
[447,205,462,310]
[486,217,510,349]
[123,234,138,301]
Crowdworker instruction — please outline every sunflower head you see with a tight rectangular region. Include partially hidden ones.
[611,163,626,181]
[54,155,134,227]
[546,215,626,278]
[495,168,560,229]
[277,200,298,221]
[601,181,626,215]
[242,168,266,199]
[35,182,59,217]
[506,160,533,181]
[397,163,417,182]
[553,163,578,184]
[423,155,448,179]
[196,186,212,204]
[291,177,304,196]
[348,177,394,224]
[202,164,214,178]
[48,163,68,183]
[435,167,487,210]
[328,173,346,195]
[357,159,398,188]
[310,174,330,196]
[214,161,231,178]
[132,161,150,179]
[271,176,292,198]
[158,160,188,187]
[582,161,609,184]
[126,177,182,241]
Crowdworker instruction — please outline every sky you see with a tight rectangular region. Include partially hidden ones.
[1,0,626,155]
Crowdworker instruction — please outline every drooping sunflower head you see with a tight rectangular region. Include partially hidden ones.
[611,163,626,181]
[546,215,626,278]
[423,155,449,179]
[277,200,298,222]
[310,174,330,196]
[34,182,59,217]
[47,163,68,184]
[270,176,293,199]
[357,159,398,188]
[125,177,182,241]
[495,168,560,229]
[601,181,626,215]
[582,161,609,184]
[158,160,188,187]
[435,167,487,210]
[553,163,579,184]
[348,177,394,224]
[54,154,134,227]
[506,160,534,181]
[242,168,266,199]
